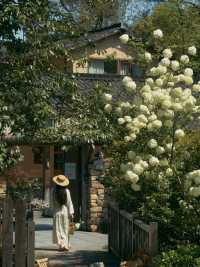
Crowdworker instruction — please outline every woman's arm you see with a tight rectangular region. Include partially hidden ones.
[66,189,74,216]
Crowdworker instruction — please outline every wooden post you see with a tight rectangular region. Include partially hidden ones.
[2,197,13,267]
[27,220,35,267]
[15,199,26,267]
[148,222,158,256]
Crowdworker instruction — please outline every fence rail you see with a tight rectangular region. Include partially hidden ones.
[108,202,158,260]
[0,197,35,267]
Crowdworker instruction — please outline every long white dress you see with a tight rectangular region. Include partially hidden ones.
[53,188,74,249]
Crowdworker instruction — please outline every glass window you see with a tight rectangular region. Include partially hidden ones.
[88,60,104,74]
[120,62,130,75]
[104,60,117,74]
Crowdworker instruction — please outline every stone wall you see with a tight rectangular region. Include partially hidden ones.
[87,169,108,232]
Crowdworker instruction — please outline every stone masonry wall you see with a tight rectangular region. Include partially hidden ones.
[87,169,108,232]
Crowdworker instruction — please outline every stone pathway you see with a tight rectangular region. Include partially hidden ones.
[35,217,120,267]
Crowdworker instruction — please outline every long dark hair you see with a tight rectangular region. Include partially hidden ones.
[54,184,67,206]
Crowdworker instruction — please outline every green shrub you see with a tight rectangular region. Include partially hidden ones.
[153,245,200,267]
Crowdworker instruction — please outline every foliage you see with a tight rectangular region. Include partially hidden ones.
[101,29,200,248]
[153,244,200,267]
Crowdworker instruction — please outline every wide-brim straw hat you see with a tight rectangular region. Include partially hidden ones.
[52,175,69,187]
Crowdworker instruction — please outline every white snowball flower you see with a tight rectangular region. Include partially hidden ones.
[192,84,200,92]
[141,84,151,93]
[166,168,173,177]
[152,120,162,129]
[161,58,170,67]
[156,78,163,87]
[137,114,148,124]
[189,187,200,197]
[146,78,154,86]
[133,164,144,175]
[125,171,139,183]
[129,133,137,141]
[171,60,180,71]
[194,176,200,185]
[175,129,185,139]
[104,104,112,112]
[149,156,159,166]
[148,139,158,149]
[148,114,157,122]
[124,116,132,122]
[162,100,171,109]
[120,34,129,44]
[131,183,141,191]
[157,65,167,75]
[103,93,112,102]
[183,76,193,85]
[184,68,193,77]
[166,143,173,152]
[172,102,183,111]
[115,107,122,115]
[156,146,165,155]
[145,52,152,62]
[128,151,136,160]
[140,160,149,170]
[139,105,149,114]
[118,118,125,125]
[124,136,131,142]
[180,55,190,64]
[150,67,159,76]
[163,48,173,59]
[122,76,132,85]
[172,87,182,98]
[153,29,163,39]
[125,81,137,92]
[188,46,197,56]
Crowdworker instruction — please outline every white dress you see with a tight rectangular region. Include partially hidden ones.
[53,188,74,249]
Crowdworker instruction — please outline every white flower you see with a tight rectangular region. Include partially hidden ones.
[145,52,152,62]
[163,48,173,59]
[149,156,159,166]
[153,29,163,39]
[150,67,159,76]
[125,81,137,92]
[159,158,169,166]
[189,187,200,197]
[140,160,149,170]
[184,68,193,77]
[137,114,148,124]
[161,58,170,67]
[146,78,154,86]
[164,120,173,128]
[175,129,185,139]
[192,84,200,92]
[124,116,132,122]
[188,46,197,56]
[133,164,144,175]
[124,136,131,142]
[155,78,163,87]
[152,120,162,129]
[162,100,171,109]
[125,171,139,183]
[118,118,125,125]
[122,76,132,85]
[166,143,173,152]
[180,55,190,64]
[128,151,136,160]
[172,87,182,98]
[131,183,141,191]
[103,93,112,102]
[120,34,129,44]
[171,60,180,71]
[139,105,149,114]
[166,168,173,177]
[183,76,193,85]
[115,107,122,115]
[157,65,167,75]
[172,102,183,111]
[104,104,112,112]
[148,114,157,122]
[156,146,165,155]
[129,133,137,141]
[148,139,158,149]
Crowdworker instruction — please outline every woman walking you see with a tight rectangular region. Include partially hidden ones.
[52,174,74,251]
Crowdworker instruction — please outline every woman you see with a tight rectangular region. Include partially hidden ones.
[52,174,74,251]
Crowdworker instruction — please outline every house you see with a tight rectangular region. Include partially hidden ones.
[0,23,135,231]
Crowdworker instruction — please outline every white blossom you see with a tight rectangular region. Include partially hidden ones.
[184,68,193,77]
[188,46,197,56]
[103,93,112,102]
[163,48,173,59]
[180,55,190,64]
[148,139,158,149]
[104,104,112,112]
[166,168,173,177]
[161,58,170,67]
[146,78,154,86]
[120,34,129,44]
[149,156,159,166]
[125,171,139,183]
[118,118,125,125]
[171,60,180,71]
[175,129,185,139]
[192,84,200,92]
[156,146,165,155]
[153,29,163,39]
[133,164,144,175]
[122,76,132,85]
[145,52,152,62]
[131,183,141,191]
[125,81,137,92]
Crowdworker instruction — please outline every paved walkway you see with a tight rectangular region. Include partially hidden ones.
[35,218,120,267]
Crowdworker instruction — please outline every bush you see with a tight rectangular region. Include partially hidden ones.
[153,245,200,267]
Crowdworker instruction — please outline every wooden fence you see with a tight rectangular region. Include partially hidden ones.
[108,202,158,260]
[0,197,35,267]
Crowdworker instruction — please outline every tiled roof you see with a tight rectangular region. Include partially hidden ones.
[65,23,126,50]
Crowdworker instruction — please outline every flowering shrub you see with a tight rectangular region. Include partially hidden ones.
[102,29,200,244]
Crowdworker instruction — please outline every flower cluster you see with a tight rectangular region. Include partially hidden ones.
[186,170,200,197]
[103,29,199,193]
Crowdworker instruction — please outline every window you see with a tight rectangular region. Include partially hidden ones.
[32,146,43,164]
[120,62,131,75]
[104,60,117,74]
[88,60,104,74]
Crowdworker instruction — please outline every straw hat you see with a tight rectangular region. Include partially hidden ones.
[52,175,69,187]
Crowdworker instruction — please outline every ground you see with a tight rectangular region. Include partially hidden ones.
[35,217,120,267]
